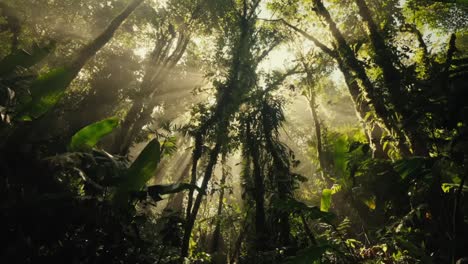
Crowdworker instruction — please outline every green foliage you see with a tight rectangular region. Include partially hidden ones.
[274,197,335,221]
[441,182,468,193]
[284,246,328,264]
[2,0,468,262]
[113,138,162,204]
[16,67,75,120]
[393,157,432,180]
[69,117,120,151]
[320,188,332,212]
[0,42,54,77]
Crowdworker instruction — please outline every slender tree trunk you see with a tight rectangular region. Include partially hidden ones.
[246,121,267,251]
[186,132,203,220]
[304,83,337,184]
[281,20,393,157]
[310,0,411,156]
[112,35,190,155]
[181,141,221,258]
[230,210,251,264]
[262,113,291,247]
[210,159,228,254]
[181,8,257,258]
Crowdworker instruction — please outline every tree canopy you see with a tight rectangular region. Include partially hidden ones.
[1,0,468,263]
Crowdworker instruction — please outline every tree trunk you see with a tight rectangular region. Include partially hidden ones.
[262,112,291,247]
[69,0,144,74]
[230,210,250,264]
[246,121,267,251]
[334,57,391,159]
[181,141,221,258]
[304,79,338,184]
[186,132,204,221]
[311,0,411,156]
[181,8,257,258]
[354,0,428,156]
[210,159,228,255]
[282,19,394,157]
[111,35,190,155]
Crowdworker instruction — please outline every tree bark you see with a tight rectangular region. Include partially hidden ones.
[230,210,250,264]
[354,0,428,156]
[285,20,390,158]
[246,121,267,251]
[111,34,189,155]
[210,159,228,254]
[181,141,221,258]
[69,0,144,74]
[181,6,258,258]
[262,109,291,247]
[309,0,411,156]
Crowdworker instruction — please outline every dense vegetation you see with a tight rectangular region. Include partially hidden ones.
[1,0,467,263]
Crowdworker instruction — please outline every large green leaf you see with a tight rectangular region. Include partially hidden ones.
[0,43,54,77]
[320,188,332,212]
[16,68,76,120]
[124,138,161,191]
[332,134,349,176]
[69,117,120,151]
[114,138,162,204]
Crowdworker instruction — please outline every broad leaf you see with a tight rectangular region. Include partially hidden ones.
[69,117,120,151]
[124,138,161,191]
[114,138,162,204]
[16,68,76,120]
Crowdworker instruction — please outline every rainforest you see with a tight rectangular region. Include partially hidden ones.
[0,0,467,263]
